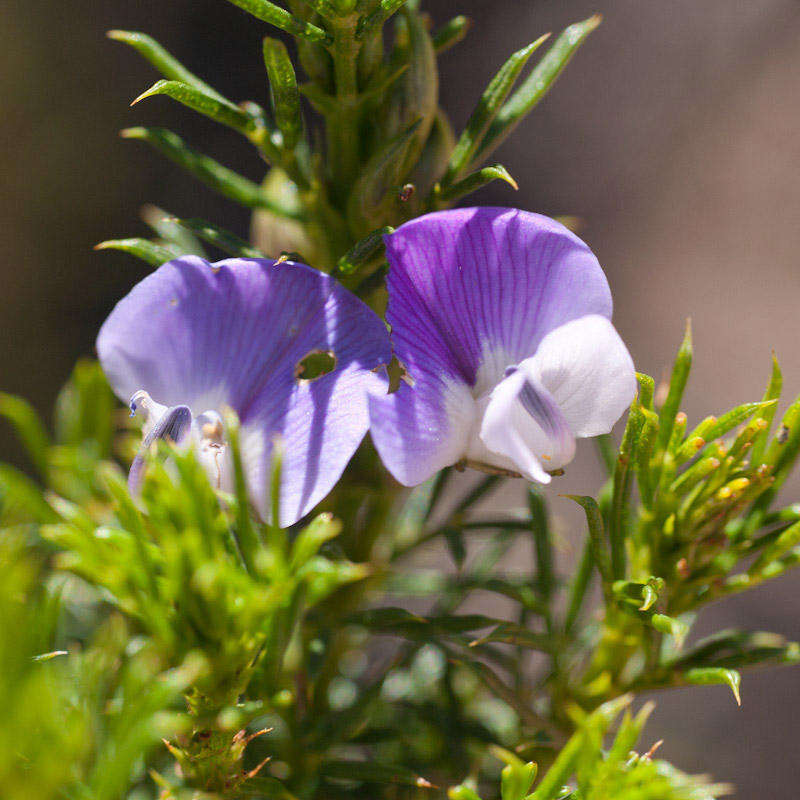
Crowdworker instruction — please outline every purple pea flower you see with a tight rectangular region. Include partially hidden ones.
[97,256,391,526]
[368,207,636,485]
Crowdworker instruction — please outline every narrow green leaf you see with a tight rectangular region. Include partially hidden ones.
[750,353,782,465]
[493,746,537,800]
[650,613,688,648]
[132,80,255,134]
[0,394,51,479]
[594,434,617,476]
[299,0,341,19]
[764,392,800,472]
[616,578,665,615]
[636,372,655,410]
[320,759,431,787]
[564,539,593,633]
[356,0,410,39]
[376,7,437,190]
[336,226,393,274]
[433,15,471,54]
[527,726,585,800]
[469,622,551,652]
[749,518,800,575]
[222,409,260,576]
[448,786,482,800]
[0,464,56,525]
[290,513,341,569]
[606,702,654,765]
[95,238,175,266]
[443,525,467,567]
[141,205,206,257]
[52,360,114,458]
[121,128,299,217]
[566,495,612,600]
[636,407,659,508]
[298,82,339,116]
[434,164,518,204]
[107,30,227,102]
[528,488,552,603]
[358,62,411,104]
[474,15,601,165]
[676,400,777,462]
[609,402,645,579]
[444,36,548,184]
[671,454,721,495]
[684,667,741,705]
[101,466,163,605]
[667,411,688,454]
[657,320,693,449]
[225,0,331,43]
[667,629,800,671]
[351,607,500,638]
[263,38,303,150]
[170,219,265,258]
[453,474,501,516]
[347,119,421,233]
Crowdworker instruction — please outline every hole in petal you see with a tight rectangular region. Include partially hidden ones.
[386,355,414,394]
[295,349,337,382]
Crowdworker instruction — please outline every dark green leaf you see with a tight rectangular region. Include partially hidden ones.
[474,15,601,165]
[566,495,612,599]
[432,15,471,54]
[356,0,410,39]
[750,353,782,465]
[676,400,777,463]
[141,205,206,257]
[657,319,693,450]
[444,37,548,184]
[107,30,227,101]
[564,539,593,633]
[0,464,56,525]
[95,238,175,266]
[649,613,688,648]
[469,622,551,652]
[263,38,303,150]
[684,667,741,705]
[132,80,255,134]
[335,226,393,275]
[121,128,299,217]
[0,393,51,478]
[225,0,331,43]
[170,219,265,258]
[610,401,645,579]
[528,488,552,602]
[347,119,421,233]
[290,513,341,569]
[320,759,432,787]
[434,164,518,204]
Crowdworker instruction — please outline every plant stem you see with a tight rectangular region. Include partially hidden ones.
[328,16,362,199]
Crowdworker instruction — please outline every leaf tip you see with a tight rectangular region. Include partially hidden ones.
[588,12,603,29]
[131,80,169,106]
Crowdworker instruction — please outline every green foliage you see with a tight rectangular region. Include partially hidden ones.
[5,339,800,798]
[3,2,799,799]
[105,0,598,269]
[0,532,198,800]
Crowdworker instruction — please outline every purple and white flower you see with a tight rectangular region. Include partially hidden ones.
[97,256,391,526]
[368,207,636,485]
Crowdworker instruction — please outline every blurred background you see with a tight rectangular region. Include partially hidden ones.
[2,0,799,795]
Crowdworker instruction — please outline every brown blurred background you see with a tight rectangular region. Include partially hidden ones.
[2,0,799,795]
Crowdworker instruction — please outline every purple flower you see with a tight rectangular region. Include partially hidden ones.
[368,207,636,485]
[97,256,391,526]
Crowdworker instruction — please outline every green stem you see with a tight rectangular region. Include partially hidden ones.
[327,16,362,196]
